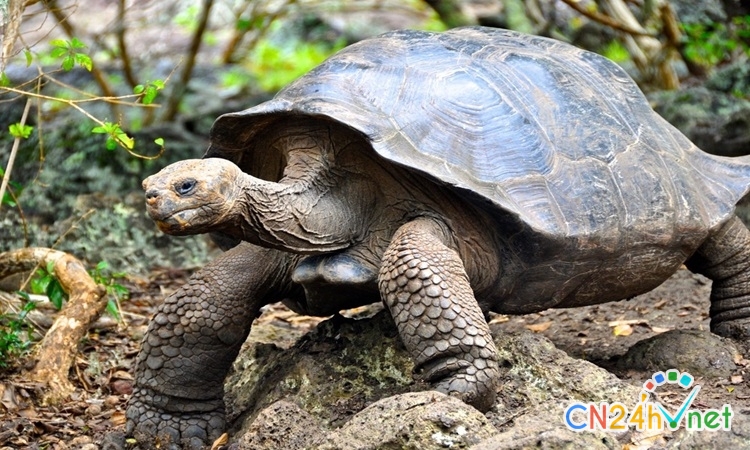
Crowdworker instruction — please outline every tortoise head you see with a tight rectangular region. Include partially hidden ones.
[143,158,242,235]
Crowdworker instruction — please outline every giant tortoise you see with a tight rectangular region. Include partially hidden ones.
[129,26,750,447]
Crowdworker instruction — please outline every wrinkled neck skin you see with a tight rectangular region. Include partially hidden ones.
[219,124,373,254]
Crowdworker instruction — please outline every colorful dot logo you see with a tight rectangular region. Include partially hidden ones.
[643,369,694,392]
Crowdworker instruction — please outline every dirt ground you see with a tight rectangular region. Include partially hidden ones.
[1,265,748,448]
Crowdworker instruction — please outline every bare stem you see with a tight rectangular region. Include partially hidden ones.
[0,98,32,213]
[161,0,215,121]
[559,0,655,37]
[116,0,138,89]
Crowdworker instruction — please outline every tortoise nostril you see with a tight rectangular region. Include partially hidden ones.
[145,189,159,200]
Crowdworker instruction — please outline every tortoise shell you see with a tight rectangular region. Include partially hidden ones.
[206,26,750,247]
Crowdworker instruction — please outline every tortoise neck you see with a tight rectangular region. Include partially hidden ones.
[226,144,357,254]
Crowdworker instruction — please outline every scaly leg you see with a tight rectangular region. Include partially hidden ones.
[126,243,296,449]
[379,218,499,411]
[686,216,750,339]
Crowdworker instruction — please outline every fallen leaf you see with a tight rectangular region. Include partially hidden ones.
[112,370,133,380]
[731,375,744,384]
[211,433,229,450]
[110,411,127,426]
[607,319,646,327]
[653,299,669,309]
[488,314,509,324]
[613,324,633,336]
[525,321,552,332]
[1,383,19,411]
[650,326,671,333]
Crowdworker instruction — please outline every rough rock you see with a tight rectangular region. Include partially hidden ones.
[471,403,621,449]
[617,329,739,378]
[226,311,419,436]
[317,391,496,450]
[667,410,750,449]
[229,311,644,448]
[650,60,750,158]
[235,400,325,450]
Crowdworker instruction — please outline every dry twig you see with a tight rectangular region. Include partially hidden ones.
[0,248,106,405]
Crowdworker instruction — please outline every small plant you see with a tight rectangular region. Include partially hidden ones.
[0,294,35,368]
[134,79,165,105]
[0,167,23,208]
[30,261,67,309]
[681,16,750,67]
[89,261,130,320]
[91,122,135,151]
[28,260,129,320]
[49,37,93,72]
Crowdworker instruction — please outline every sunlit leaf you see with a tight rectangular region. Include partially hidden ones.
[70,37,87,49]
[62,55,75,71]
[75,53,93,71]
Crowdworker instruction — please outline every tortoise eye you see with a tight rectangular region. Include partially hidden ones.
[176,179,196,196]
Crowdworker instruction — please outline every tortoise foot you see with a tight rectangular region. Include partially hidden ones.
[126,387,225,450]
[422,355,498,412]
[712,316,750,340]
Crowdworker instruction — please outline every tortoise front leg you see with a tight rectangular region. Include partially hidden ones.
[687,215,750,339]
[126,243,297,449]
[379,218,499,412]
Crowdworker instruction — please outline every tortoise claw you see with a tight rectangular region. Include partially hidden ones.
[125,387,225,450]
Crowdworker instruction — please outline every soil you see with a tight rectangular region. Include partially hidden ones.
[1,266,748,449]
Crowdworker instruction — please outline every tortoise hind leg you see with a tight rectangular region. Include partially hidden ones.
[379,218,499,411]
[686,216,750,339]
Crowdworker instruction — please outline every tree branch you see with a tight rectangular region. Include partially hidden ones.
[161,0,215,121]
[559,0,655,37]
[0,248,107,405]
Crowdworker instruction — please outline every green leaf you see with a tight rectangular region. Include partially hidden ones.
[117,133,134,149]
[47,280,66,309]
[236,17,252,31]
[106,299,121,320]
[0,72,9,87]
[9,123,33,139]
[30,272,51,295]
[111,284,129,296]
[91,125,108,134]
[62,55,75,71]
[70,37,86,49]
[49,47,68,58]
[154,137,165,146]
[24,50,33,67]
[75,53,93,71]
[105,136,117,151]
[133,84,145,94]
[142,86,158,104]
[96,261,110,272]
[50,39,68,48]
[46,260,55,275]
